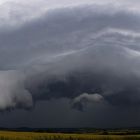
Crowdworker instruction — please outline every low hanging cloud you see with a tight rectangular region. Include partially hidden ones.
[0,71,33,110]
[72,93,104,110]
[0,1,140,110]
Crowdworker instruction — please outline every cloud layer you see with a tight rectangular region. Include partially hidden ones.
[0,1,140,111]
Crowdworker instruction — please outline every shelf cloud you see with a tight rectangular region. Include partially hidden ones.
[0,0,140,115]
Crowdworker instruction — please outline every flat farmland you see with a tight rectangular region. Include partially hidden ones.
[0,131,140,140]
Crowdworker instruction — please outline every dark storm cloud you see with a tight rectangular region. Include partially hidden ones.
[0,2,140,112]
[24,5,140,109]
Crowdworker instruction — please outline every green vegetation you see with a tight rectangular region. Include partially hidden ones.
[0,131,140,140]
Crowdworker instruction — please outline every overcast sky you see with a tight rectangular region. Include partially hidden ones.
[0,0,140,128]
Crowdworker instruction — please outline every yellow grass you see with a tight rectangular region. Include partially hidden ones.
[0,131,139,140]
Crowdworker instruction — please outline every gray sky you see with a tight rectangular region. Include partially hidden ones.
[0,0,140,128]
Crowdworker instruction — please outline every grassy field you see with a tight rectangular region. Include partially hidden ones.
[0,131,140,140]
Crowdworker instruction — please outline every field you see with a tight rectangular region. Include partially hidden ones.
[0,131,140,140]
